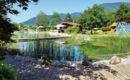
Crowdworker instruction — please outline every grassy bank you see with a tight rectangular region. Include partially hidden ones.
[65,34,130,60]
[79,36,130,60]
[64,34,86,45]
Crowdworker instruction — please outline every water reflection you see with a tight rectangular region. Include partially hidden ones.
[15,40,83,61]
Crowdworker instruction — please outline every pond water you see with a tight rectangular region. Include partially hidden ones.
[12,40,83,61]
[12,32,51,38]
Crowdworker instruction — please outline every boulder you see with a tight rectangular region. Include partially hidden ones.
[19,28,34,32]
[109,56,121,64]
[41,56,51,66]
[0,47,6,57]
[19,28,28,32]
[55,40,66,44]
[8,49,18,55]
[82,56,90,66]
[3,45,8,51]
[0,28,4,35]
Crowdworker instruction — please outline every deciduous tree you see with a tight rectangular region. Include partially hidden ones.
[51,12,62,25]
[115,3,130,22]
[0,0,38,42]
[76,4,105,30]
[35,11,49,28]
[104,11,116,26]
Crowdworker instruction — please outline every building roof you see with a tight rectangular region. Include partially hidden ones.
[55,22,80,27]
[60,22,80,26]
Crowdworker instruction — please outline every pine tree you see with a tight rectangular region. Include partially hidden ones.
[64,13,73,22]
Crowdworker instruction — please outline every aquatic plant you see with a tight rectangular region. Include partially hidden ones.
[65,35,86,45]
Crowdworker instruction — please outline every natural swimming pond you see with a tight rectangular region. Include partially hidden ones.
[10,40,84,61]
[10,33,130,61]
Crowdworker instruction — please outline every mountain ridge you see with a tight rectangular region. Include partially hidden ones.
[22,12,80,25]
[22,2,130,25]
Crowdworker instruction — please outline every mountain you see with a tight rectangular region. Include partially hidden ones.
[22,2,130,25]
[22,17,36,25]
[22,12,80,25]
[100,2,130,12]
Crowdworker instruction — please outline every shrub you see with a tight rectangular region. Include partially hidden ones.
[0,40,6,60]
[0,40,5,47]
[0,48,5,60]
[85,30,91,34]
[45,26,55,31]
[65,35,86,45]
[96,30,103,34]
[102,27,110,31]
[49,26,55,30]
[36,26,46,31]
[65,26,80,34]
[111,26,116,29]
[45,26,50,31]
[0,62,17,80]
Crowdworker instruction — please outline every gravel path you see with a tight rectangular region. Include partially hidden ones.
[4,55,130,80]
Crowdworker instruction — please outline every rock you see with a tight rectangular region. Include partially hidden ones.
[36,26,45,31]
[82,56,90,66]
[19,28,35,33]
[55,40,66,44]
[41,56,51,66]
[0,28,4,35]
[127,55,130,61]
[34,64,42,68]
[24,56,33,62]
[0,47,6,56]
[92,60,109,67]
[109,56,121,64]
[19,28,28,32]
[8,49,18,55]
[3,45,8,51]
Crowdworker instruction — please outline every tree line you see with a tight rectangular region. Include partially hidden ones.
[76,3,130,30]
[35,12,73,27]
[12,12,74,31]
[34,3,130,30]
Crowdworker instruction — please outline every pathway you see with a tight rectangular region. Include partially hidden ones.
[4,55,130,80]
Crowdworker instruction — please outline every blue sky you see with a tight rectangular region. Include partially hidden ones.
[8,0,130,23]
